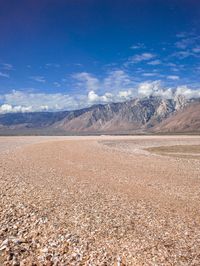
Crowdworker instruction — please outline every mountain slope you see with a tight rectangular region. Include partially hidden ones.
[52,97,180,132]
[152,101,200,133]
[0,96,198,134]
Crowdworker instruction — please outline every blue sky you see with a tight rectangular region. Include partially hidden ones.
[0,0,200,112]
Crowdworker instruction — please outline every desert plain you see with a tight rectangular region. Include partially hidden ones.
[0,135,200,265]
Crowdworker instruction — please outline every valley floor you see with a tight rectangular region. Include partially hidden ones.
[0,136,200,265]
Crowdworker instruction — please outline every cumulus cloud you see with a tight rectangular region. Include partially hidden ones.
[73,70,134,97]
[0,70,135,113]
[1,83,200,114]
[85,70,135,104]
[87,90,99,102]
[1,67,200,113]
[0,85,134,114]
[138,80,200,99]
[118,89,132,99]
[0,90,84,114]
[87,88,133,104]
[88,91,114,103]
[0,104,13,113]
[138,81,173,99]
[85,70,135,103]
[175,85,200,98]
[0,104,33,114]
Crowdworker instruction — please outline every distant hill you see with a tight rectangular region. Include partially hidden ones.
[0,96,199,135]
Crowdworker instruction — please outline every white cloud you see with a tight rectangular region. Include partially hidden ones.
[129,53,156,63]
[130,43,145,49]
[173,33,200,59]
[171,31,200,64]
[1,65,200,113]
[171,68,180,72]
[172,51,192,59]
[104,70,132,91]
[138,81,173,99]
[175,32,200,50]
[142,73,158,77]
[193,47,200,53]
[147,60,162,65]
[88,91,113,103]
[73,72,99,91]
[175,85,200,99]
[30,76,46,83]
[0,87,128,114]
[1,63,13,71]
[0,74,136,113]
[0,90,83,113]
[167,75,180,80]
[138,80,200,100]
[166,62,177,67]
[118,89,132,99]
[0,104,13,113]
[85,70,135,104]
[87,88,133,104]
[0,104,33,114]
[88,91,100,102]
[175,39,192,49]
[73,70,134,97]
[0,72,10,78]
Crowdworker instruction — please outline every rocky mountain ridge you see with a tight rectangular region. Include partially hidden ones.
[0,96,199,134]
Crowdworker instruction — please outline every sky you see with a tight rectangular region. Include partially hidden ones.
[0,0,200,113]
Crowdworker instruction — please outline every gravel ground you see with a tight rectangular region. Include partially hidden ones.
[1,136,200,265]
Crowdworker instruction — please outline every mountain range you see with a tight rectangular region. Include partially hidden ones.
[0,96,199,135]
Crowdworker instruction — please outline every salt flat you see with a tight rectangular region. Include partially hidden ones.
[0,136,200,265]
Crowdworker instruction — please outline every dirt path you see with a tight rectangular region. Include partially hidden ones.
[0,136,200,265]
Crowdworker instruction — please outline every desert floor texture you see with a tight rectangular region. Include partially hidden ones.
[0,135,200,265]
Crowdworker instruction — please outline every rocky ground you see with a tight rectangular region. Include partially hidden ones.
[0,136,200,265]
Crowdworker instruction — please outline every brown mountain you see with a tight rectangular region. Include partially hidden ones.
[0,96,199,135]
[52,97,178,133]
[152,100,200,133]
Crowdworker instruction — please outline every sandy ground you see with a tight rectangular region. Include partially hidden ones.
[0,135,200,265]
